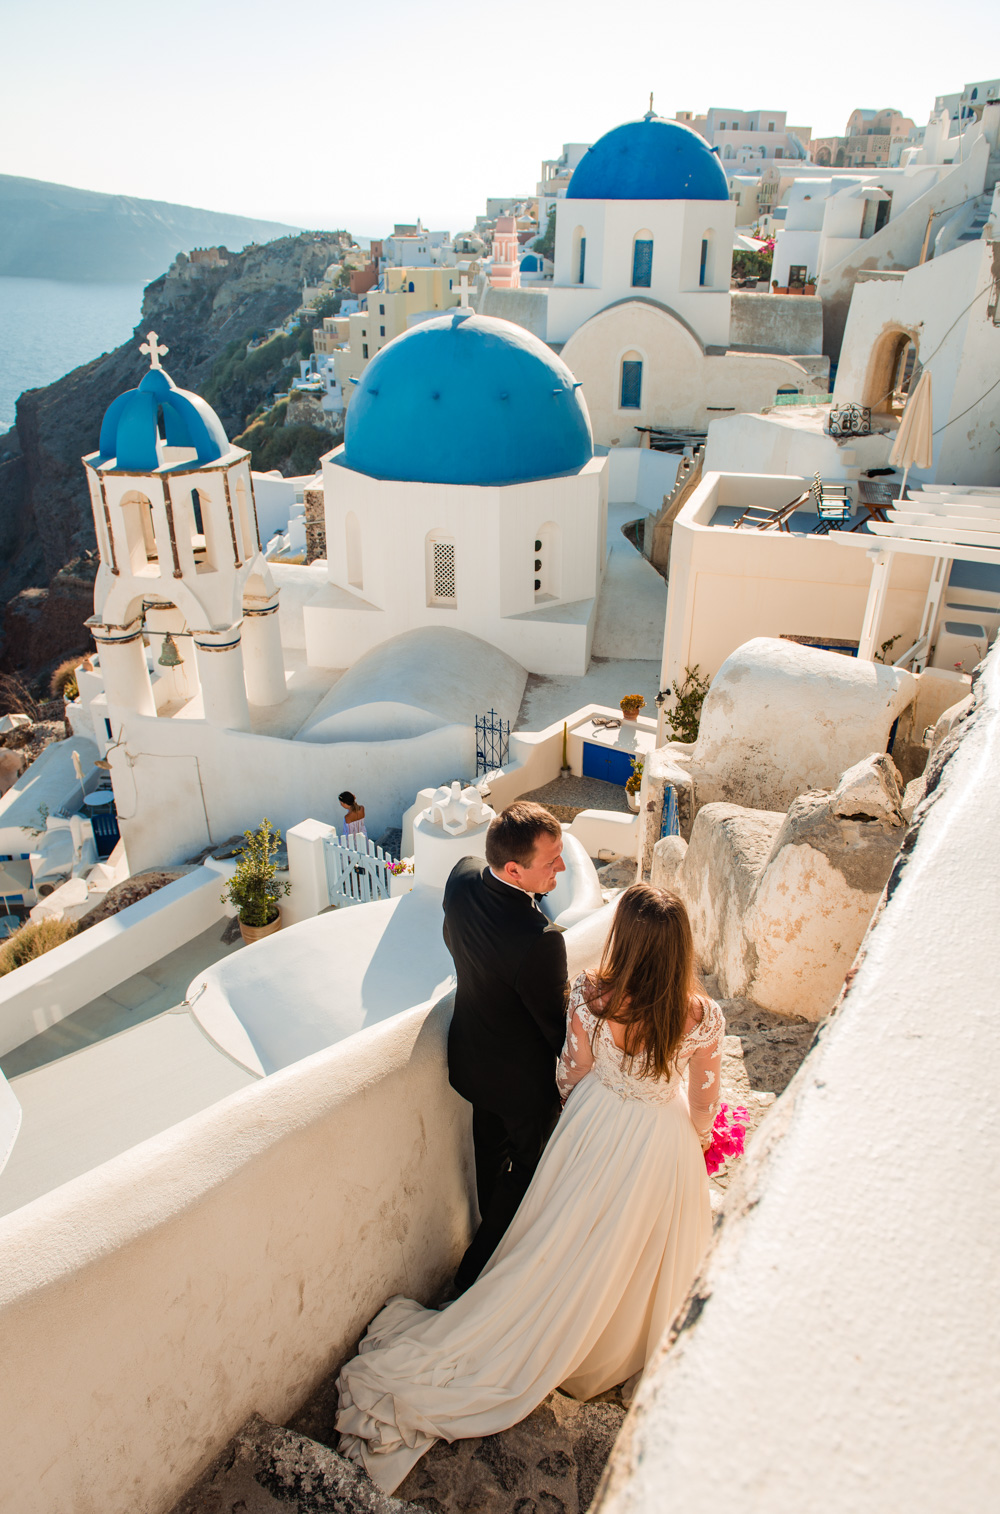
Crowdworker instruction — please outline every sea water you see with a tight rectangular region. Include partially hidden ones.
[0,275,147,433]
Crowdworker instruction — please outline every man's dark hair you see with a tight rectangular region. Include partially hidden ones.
[485,801,561,870]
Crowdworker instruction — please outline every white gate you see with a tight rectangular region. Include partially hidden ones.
[323,831,392,908]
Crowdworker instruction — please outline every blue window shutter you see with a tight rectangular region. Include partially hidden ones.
[632,239,653,287]
[699,239,709,286]
[578,236,586,283]
[621,360,642,409]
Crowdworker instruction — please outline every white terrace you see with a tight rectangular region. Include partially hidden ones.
[659,469,1000,709]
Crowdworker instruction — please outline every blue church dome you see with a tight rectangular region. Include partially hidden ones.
[567,115,729,202]
[342,311,593,487]
[98,364,230,471]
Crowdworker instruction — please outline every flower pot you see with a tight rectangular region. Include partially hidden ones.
[804,284,816,295]
[621,710,639,723]
[626,789,640,813]
[389,873,414,898]
[239,909,281,944]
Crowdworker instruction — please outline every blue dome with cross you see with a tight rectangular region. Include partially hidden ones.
[97,334,231,470]
[567,114,729,202]
[342,310,593,487]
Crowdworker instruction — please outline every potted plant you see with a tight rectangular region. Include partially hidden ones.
[625,757,643,813]
[619,694,645,723]
[221,818,290,943]
[804,275,817,295]
[388,857,415,897]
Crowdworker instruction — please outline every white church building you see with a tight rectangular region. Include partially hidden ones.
[71,318,616,870]
[482,110,823,447]
[308,308,608,675]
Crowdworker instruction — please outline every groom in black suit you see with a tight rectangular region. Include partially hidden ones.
[444,801,569,1293]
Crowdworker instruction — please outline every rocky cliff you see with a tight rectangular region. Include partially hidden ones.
[0,231,350,675]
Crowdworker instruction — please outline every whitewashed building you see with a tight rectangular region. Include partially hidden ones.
[483,111,824,447]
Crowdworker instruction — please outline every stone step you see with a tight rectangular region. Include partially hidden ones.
[168,1412,417,1514]
[171,1389,627,1514]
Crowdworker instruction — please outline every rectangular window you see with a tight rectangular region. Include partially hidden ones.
[774,147,783,159]
[789,265,808,286]
[432,540,457,604]
[631,239,653,287]
[578,236,586,284]
[380,326,385,337]
[362,343,369,358]
[699,239,709,286]
[621,360,642,409]
[768,121,775,131]
[379,304,385,314]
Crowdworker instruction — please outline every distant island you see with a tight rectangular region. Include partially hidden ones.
[0,175,299,282]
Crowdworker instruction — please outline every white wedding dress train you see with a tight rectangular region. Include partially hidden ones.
[336,975,724,1494]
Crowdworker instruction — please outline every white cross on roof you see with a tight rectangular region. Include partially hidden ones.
[140,331,169,369]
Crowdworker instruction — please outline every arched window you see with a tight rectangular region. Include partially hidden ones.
[345,510,363,588]
[426,530,457,607]
[864,329,919,416]
[724,144,734,160]
[408,280,415,293]
[631,230,653,288]
[620,351,643,410]
[699,231,715,288]
[118,491,157,574]
[190,488,216,569]
[533,521,562,603]
[572,225,586,284]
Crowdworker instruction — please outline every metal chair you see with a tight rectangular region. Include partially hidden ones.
[810,473,852,535]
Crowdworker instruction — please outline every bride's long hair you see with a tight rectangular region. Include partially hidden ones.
[585,884,702,1079]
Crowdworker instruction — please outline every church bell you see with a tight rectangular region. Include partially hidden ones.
[158,632,183,667]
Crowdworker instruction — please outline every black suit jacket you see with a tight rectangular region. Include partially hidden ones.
[443,856,568,1119]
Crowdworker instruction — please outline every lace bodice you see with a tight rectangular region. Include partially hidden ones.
[556,972,724,1145]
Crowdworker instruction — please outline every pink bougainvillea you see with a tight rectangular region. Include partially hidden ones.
[704,1102,750,1176]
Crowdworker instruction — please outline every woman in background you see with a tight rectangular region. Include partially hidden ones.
[339,791,367,840]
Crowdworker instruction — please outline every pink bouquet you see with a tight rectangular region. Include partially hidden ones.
[703,1103,749,1175]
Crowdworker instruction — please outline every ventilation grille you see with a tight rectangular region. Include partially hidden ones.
[432,540,456,601]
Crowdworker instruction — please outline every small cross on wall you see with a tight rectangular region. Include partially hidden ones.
[140,331,169,369]
[454,275,473,310]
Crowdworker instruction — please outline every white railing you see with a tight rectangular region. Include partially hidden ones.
[323,831,392,908]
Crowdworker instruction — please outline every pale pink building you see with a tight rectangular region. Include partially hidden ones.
[490,215,521,289]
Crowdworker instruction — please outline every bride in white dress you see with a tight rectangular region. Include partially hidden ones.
[336,884,724,1494]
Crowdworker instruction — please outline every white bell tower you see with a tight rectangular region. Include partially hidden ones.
[83,334,288,733]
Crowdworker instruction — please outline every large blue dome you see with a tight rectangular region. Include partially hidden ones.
[567,116,729,202]
[98,366,230,470]
[342,311,593,487]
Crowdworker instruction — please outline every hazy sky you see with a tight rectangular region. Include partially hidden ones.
[2,0,997,238]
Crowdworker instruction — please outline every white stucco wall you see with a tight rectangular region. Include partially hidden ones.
[597,644,1000,1514]
[0,999,472,1514]
[108,710,475,873]
[0,865,228,1057]
[833,239,1000,487]
[560,302,810,449]
[312,452,608,675]
[549,197,736,348]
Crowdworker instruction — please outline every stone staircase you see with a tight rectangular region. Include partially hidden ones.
[955,192,993,245]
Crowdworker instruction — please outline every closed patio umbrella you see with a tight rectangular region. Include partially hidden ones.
[889,368,934,499]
